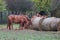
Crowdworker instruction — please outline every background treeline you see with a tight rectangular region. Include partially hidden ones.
[0,0,60,24]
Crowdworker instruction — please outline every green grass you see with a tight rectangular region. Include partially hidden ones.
[0,24,60,40]
[1,24,19,29]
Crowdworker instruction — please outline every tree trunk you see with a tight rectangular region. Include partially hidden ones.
[0,12,2,24]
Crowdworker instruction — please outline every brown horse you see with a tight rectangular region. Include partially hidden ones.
[7,15,31,30]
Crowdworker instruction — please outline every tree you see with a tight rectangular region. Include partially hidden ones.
[6,0,34,14]
[32,0,51,12]
[0,0,6,12]
[0,0,6,24]
[50,0,60,17]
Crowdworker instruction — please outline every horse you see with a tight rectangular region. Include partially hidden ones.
[7,15,31,30]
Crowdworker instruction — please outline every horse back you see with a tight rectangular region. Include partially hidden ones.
[8,15,30,23]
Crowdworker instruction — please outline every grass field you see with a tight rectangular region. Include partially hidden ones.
[0,24,60,40]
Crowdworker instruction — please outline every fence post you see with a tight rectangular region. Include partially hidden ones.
[0,12,2,24]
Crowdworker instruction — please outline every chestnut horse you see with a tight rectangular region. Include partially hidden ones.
[7,15,31,30]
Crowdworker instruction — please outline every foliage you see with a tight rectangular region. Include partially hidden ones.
[32,0,51,12]
[0,0,6,12]
[6,0,33,12]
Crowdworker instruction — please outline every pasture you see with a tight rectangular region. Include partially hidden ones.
[0,24,60,40]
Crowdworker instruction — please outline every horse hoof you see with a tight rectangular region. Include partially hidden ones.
[19,27,24,30]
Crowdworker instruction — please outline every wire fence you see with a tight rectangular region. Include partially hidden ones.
[0,11,36,24]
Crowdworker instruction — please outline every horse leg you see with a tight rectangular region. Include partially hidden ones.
[7,18,12,30]
[7,22,11,30]
[19,23,24,30]
[20,22,28,30]
[11,23,13,30]
[23,22,28,29]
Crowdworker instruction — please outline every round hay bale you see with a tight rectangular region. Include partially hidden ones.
[30,17,60,31]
